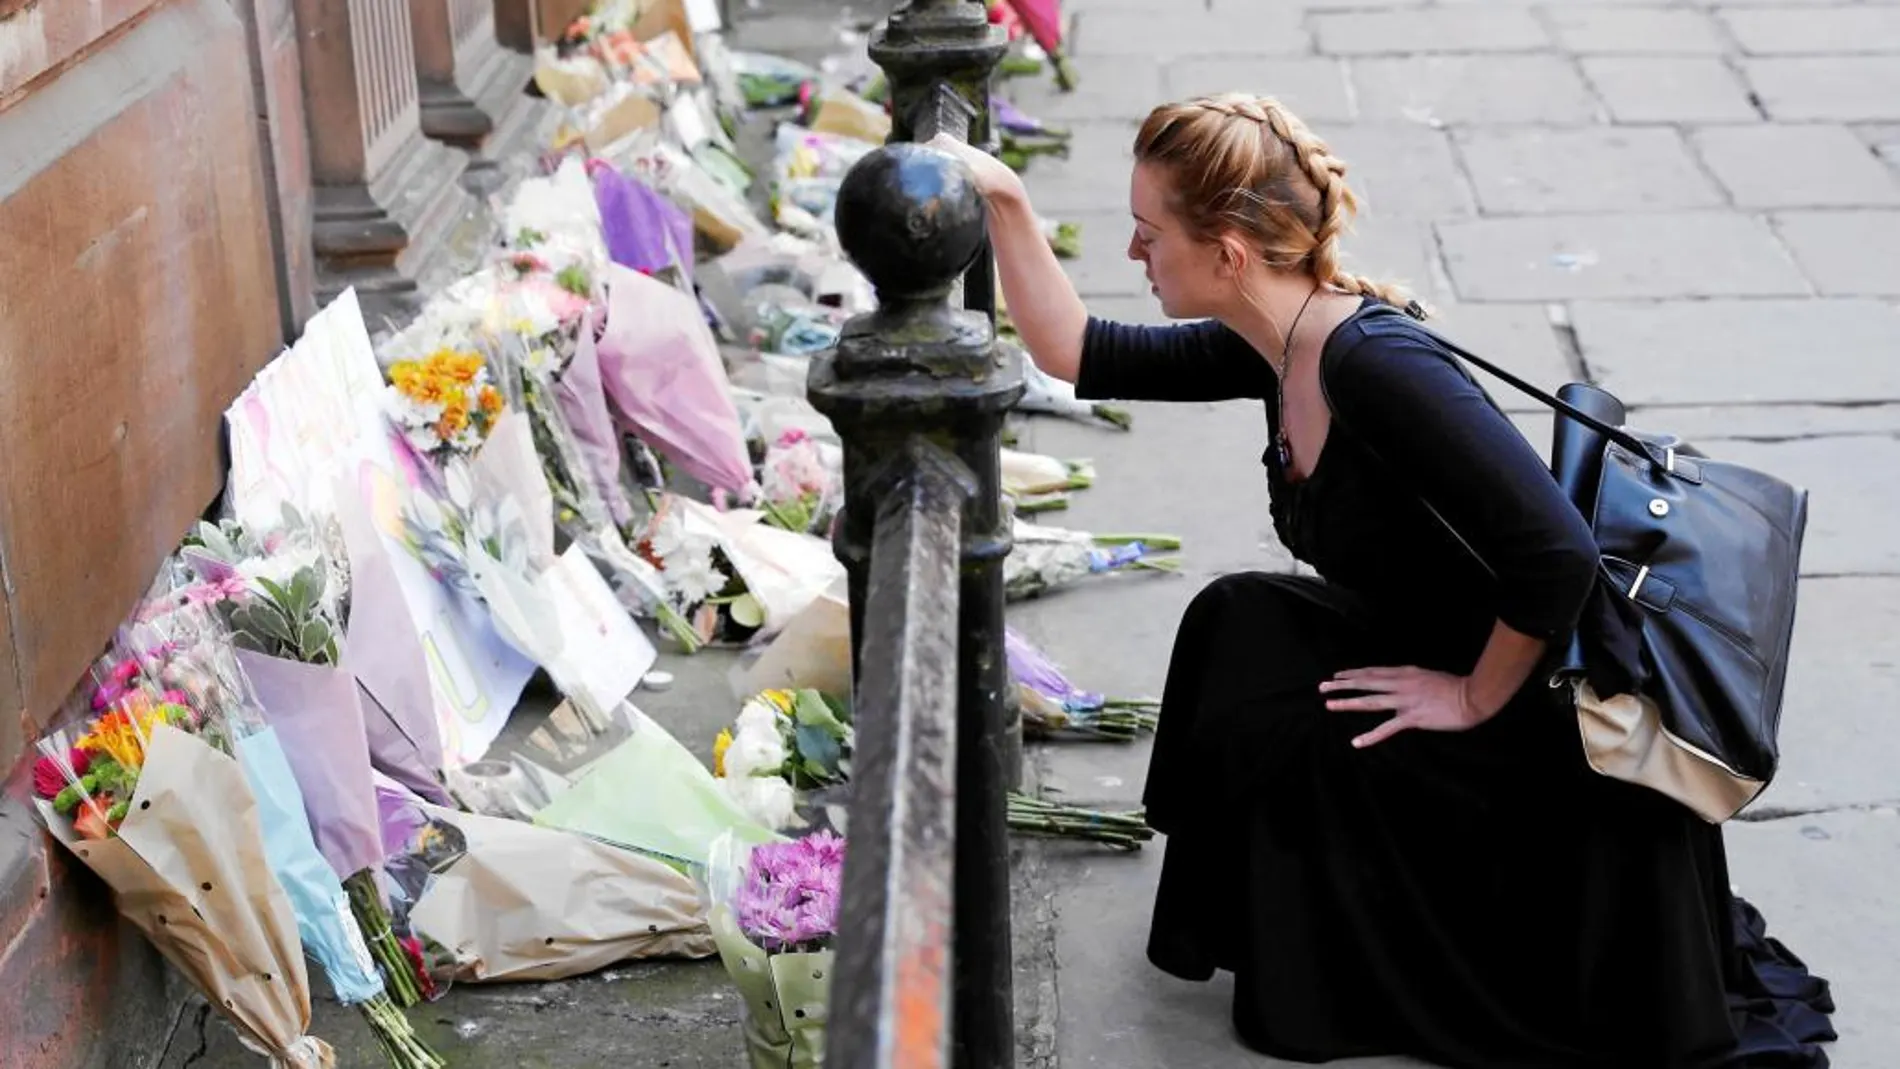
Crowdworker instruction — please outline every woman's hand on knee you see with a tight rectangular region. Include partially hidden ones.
[1320,667,1493,749]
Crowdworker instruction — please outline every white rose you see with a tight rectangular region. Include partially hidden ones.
[723,717,787,780]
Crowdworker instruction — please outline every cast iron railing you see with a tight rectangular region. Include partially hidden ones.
[806,3,1020,1066]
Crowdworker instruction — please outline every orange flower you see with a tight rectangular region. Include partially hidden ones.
[478,385,504,417]
[74,798,116,841]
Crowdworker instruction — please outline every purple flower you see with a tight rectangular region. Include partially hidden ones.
[991,95,1047,136]
[1005,630,1104,709]
[737,832,849,950]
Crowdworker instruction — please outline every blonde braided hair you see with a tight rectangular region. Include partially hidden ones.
[1135,92,1423,316]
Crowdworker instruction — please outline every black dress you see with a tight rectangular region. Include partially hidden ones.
[1074,300,1836,1068]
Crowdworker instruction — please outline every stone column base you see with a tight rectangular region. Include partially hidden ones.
[313,131,481,329]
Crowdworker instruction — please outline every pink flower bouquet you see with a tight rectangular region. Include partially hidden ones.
[706,831,845,1069]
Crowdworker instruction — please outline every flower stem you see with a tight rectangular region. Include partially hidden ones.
[345,871,423,1008]
[359,992,445,1069]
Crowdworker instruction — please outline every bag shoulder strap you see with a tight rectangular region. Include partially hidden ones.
[1353,304,1652,459]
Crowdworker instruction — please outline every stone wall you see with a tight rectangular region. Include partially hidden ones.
[0,0,549,1062]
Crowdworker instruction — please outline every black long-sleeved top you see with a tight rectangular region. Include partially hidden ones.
[1075,300,1599,665]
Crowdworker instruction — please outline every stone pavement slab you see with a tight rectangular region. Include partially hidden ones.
[1013,121,1139,213]
[1625,403,1900,440]
[1724,809,1900,1062]
[1758,577,1900,814]
[1744,58,1900,122]
[1718,6,1900,55]
[1311,9,1550,55]
[1322,126,1476,219]
[1452,126,1725,214]
[1438,212,1809,300]
[1544,7,1730,55]
[1581,56,1760,123]
[1689,124,1900,208]
[1569,299,1900,405]
[1350,55,1602,125]
[1773,210,1900,295]
[1163,57,1356,124]
[1070,6,1311,59]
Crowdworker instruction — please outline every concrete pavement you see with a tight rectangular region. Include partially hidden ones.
[1005,0,1900,1065]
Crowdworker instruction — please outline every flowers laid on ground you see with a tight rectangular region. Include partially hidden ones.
[387,347,507,459]
[714,688,854,832]
[1006,629,1160,742]
[758,429,841,536]
[1006,520,1183,601]
[709,831,846,1068]
[180,514,347,666]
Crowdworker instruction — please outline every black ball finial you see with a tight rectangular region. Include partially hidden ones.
[835,142,988,302]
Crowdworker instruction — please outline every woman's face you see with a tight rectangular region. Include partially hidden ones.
[1128,161,1230,320]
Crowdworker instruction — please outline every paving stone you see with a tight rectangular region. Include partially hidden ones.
[1582,56,1761,123]
[1746,58,1900,122]
[1720,6,1900,55]
[1724,810,1900,1069]
[1748,581,1900,813]
[1336,218,1451,302]
[1351,55,1604,126]
[1570,299,1900,404]
[1424,303,1575,411]
[1709,435,1900,576]
[1438,213,1809,300]
[1007,55,1166,123]
[1624,403,1900,441]
[1454,126,1725,214]
[1163,57,1355,124]
[1071,6,1311,59]
[1016,121,1140,214]
[1545,6,1730,54]
[1691,124,1900,208]
[1775,210,1900,295]
[1323,125,1477,219]
[1311,9,1549,55]
[1056,211,1148,298]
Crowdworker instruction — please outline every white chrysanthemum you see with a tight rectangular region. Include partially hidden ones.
[668,556,727,609]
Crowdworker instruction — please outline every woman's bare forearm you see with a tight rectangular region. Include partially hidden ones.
[984,186,1089,384]
[1464,619,1549,719]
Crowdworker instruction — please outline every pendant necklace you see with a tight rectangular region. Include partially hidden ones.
[1274,284,1322,474]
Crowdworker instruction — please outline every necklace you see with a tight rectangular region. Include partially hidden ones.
[1274,284,1322,473]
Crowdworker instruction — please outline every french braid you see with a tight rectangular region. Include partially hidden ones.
[1137,93,1424,317]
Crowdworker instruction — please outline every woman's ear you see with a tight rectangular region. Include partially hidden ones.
[1216,235,1250,279]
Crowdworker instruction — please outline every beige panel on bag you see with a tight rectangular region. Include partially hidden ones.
[1574,682,1767,824]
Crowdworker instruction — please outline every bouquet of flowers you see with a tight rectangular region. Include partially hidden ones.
[32,636,336,1068]
[384,347,507,462]
[712,688,855,832]
[1005,519,1182,601]
[1001,447,1095,514]
[138,602,443,1067]
[1006,629,1160,742]
[706,831,845,1069]
[175,514,435,1013]
[757,428,842,537]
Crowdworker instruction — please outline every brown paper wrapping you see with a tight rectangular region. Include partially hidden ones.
[408,804,715,982]
[45,725,334,1068]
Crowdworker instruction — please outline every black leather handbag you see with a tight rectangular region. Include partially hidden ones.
[1363,306,1809,822]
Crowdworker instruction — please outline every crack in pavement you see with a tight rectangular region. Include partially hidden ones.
[176,1004,211,1069]
[1734,799,1900,823]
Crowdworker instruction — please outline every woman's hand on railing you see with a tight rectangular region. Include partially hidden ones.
[927,132,1028,207]
[925,132,1087,384]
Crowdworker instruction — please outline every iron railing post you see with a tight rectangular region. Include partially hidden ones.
[868,0,1024,797]
[808,57,1024,1065]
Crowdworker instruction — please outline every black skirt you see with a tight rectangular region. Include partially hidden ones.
[1143,572,1835,1068]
